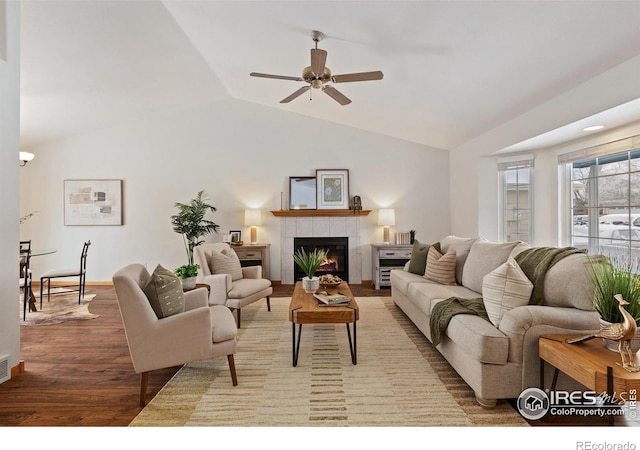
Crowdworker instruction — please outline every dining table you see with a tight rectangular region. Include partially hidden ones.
[20,248,57,312]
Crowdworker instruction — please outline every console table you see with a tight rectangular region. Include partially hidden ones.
[370,244,412,289]
[232,243,270,280]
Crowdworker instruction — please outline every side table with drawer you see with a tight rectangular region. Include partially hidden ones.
[370,244,412,289]
[231,243,271,280]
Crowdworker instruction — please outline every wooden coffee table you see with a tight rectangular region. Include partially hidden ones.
[289,281,359,367]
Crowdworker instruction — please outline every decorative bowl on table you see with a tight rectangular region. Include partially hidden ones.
[318,274,343,288]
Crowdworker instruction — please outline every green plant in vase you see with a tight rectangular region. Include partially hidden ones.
[293,247,327,293]
[589,255,640,351]
[170,190,220,288]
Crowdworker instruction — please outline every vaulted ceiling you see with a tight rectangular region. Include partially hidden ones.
[19,0,640,151]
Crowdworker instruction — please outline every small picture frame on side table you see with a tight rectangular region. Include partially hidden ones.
[229,230,241,244]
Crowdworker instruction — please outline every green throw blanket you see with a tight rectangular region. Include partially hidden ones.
[429,246,585,345]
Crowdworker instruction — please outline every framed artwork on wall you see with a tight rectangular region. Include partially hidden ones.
[316,169,349,209]
[64,179,123,226]
[289,176,317,210]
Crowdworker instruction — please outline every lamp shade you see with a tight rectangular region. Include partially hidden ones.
[244,209,262,226]
[19,151,35,166]
[378,208,395,226]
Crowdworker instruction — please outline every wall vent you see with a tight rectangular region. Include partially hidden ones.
[0,355,10,384]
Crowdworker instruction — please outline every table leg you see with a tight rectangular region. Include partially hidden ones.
[292,323,302,367]
[29,289,38,312]
[346,321,357,365]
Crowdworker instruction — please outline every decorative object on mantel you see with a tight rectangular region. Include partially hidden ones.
[316,169,349,209]
[244,209,262,244]
[293,247,327,293]
[170,190,220,289]
[289,176,316,210]
[567,294,640,372]
[378,208,395,244]
[350,195,362,214]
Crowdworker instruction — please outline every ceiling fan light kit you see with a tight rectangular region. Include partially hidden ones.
[250,30,383,105]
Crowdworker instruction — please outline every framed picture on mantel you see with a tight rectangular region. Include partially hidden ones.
[316,169,349,209]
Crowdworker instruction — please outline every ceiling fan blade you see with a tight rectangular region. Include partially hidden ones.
[280,86,311,103]
[331,71,384,83]
[250,72,303,82]
[323,86,352,105]
[310,48,327,77]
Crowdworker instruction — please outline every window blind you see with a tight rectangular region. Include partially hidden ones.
[557,134,640,165]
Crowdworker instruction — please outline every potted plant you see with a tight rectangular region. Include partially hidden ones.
[589,255,640,351]
[170,190,220,289]
[293,247,327,293]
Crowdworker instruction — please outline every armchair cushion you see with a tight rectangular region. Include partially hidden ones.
[228,278,272,299]
[208,248,243,281]
[142,264,185,319]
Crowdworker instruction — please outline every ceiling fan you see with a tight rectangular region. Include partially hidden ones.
[250,30,383,106]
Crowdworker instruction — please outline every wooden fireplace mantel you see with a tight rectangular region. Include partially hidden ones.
[270,210,371,217]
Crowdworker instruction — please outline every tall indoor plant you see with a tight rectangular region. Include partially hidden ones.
[293,247,327,293]
[170,190,220,288]
[590,255,640,351]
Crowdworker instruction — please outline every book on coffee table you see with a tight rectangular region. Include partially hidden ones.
[313,292,351,306]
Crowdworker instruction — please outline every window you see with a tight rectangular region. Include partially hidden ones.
[562,135,640,263]
[499,156,533,243]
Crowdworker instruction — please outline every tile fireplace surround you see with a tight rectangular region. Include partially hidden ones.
[280,216,362,285]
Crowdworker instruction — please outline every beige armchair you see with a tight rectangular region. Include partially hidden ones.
[194,243,272,328]
[112,263,238,406]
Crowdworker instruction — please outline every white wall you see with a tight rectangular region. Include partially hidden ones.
[19,98,450,283]
[0,0,21,378]
[451,55,640,242]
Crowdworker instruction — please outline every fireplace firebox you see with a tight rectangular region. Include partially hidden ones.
[294,237,349,282]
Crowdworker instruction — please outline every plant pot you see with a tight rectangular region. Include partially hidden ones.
[599,318,640,353]
[302,276,320,293]
[181,276,197,290]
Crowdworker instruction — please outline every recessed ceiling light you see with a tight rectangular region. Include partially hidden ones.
[583,125,605,131]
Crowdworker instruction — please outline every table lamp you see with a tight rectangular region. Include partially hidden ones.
[244,209,262,244]
[378,208,395,244]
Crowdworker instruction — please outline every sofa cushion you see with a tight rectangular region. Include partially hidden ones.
[424,247,457,285]
[543,253,594,310]
[142,264,185,319]
[440,235,479,284]
[407,240,440,275]
[439,311,509,364]
[407,281,480,317]
[461,241,520,293]
[208,247,243,281]
[482,258,533,327]
[391,269,431,296]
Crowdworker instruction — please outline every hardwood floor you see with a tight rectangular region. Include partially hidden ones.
[0,283,382,426]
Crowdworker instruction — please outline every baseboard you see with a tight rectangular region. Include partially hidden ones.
[270,280,282,286]
[361,279,372,287]
[11,360,25,377]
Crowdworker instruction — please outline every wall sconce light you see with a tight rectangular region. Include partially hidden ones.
[19,152,35,166]
[244,209,262,244]
[378,208,395,244]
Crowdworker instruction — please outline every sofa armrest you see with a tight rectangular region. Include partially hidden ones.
[183,287,208,311]
[498,305,600,364]
[200,274,232,305]
[242,265,262,279]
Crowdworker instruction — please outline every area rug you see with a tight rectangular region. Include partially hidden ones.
[130,297,528,427]
[20,288,97,326]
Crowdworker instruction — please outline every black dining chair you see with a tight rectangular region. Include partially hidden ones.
[40,240,91,306]
[19,243,32,321]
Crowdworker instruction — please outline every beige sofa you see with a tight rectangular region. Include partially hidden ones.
[391,236,600,407]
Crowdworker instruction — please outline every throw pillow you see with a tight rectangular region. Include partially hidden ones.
[482,258,533,327]
[461,240,520,293]
[143,264,185,319]
[424,247,457,285]
[209,247,243,281]
[407,240,441,275]
[440,236,480,285]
